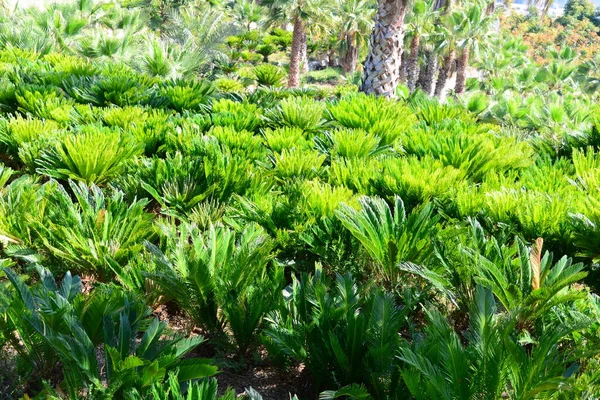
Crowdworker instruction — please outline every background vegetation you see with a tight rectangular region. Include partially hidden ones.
[0,0,600,398]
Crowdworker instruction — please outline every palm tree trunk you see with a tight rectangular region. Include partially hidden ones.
[416,61,427,90]
[434,50,454,97]
[342,33,359,74]
[361,0,410,97]
[418,51,437,95]
[406,34,420,91]
[455,46,469,95]
[399,49,408,83]
[300,29,308,74]
[288,14,305,88]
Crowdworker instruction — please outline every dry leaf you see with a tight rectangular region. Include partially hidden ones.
[531,237,543,290]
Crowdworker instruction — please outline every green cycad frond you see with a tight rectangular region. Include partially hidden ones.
[2,267,216,397]
[265,266,404,395]
[399,286,504,400]
[327,93,415,147]
[37,127,143,186]
[264,96,327,134]
[336,195,439,286]
[35,180,154,280]
[315,128,389,160]
[473,239,587,325]
[148,222,280,353]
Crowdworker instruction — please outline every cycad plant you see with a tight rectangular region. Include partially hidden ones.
[1,267,217,398]
[157,78,214,113]
[37,127,142,186]
[135,373,236,400]
[264,96,327,134]
[35,180,154,281]
[148,223,282,354]
[0,176,48,249]
[399,285,596,399]
[253,63,286,87]
[315,128,388,159]
[0,263,62,388]
[336,196,439,287]
[472,238,588,326]
[134,146,251,216]
[265,266,405,397]
[399,286,504,399]
[327,93,415,146]
[269,148,326,181]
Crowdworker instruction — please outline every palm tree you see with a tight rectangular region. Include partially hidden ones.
[231,0,265,31]
[454,3,495,95]
[433,15,458,97]
[335,0,376,74]
[263,0,333,87]
[404,0,437,91]
[160,3,236,76]
[361,0,412,97]
[131,0,193,34]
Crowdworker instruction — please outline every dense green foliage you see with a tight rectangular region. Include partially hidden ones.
[1,43,599,397]
[1,0,600,398]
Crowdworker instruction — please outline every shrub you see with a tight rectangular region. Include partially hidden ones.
[336,196,439,287]
[148,223,282,353]
[0,267,217,398]
[0,176,47,249]
[210,98,263,132]
[214,77,246,93]
[262,126,310,153]
[15,87,74,125]
[264,96,327,133]
[265,266,404,394]
[253,63,286,87]
[316,128,388,159]
[157,79,214,112]
[376,155,464,208]
[36,181,154,280]
[327,93,416,146]
[37,127,142,186]
[303,68,342,85]
[270,148,326,181]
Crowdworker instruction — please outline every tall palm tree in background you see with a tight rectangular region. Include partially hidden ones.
[157,2,236,76]
[433,14,459,97]
[131,0,192,35]
[361,0,412,97]
[264,0,332,88]
[231,0,265,31]
[335,0,376,74]
[454,2,494,94]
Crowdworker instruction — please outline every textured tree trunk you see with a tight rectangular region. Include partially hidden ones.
[288,14,304,88]
[416,62,427,90]
[406,34,420,91]
[421,51,438,95]
[434,50,454,97]
[455,46,469,95]
[300,29,308,74]
[361,0,410,97]
[342,33,359,74]
[399,49,408,83]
